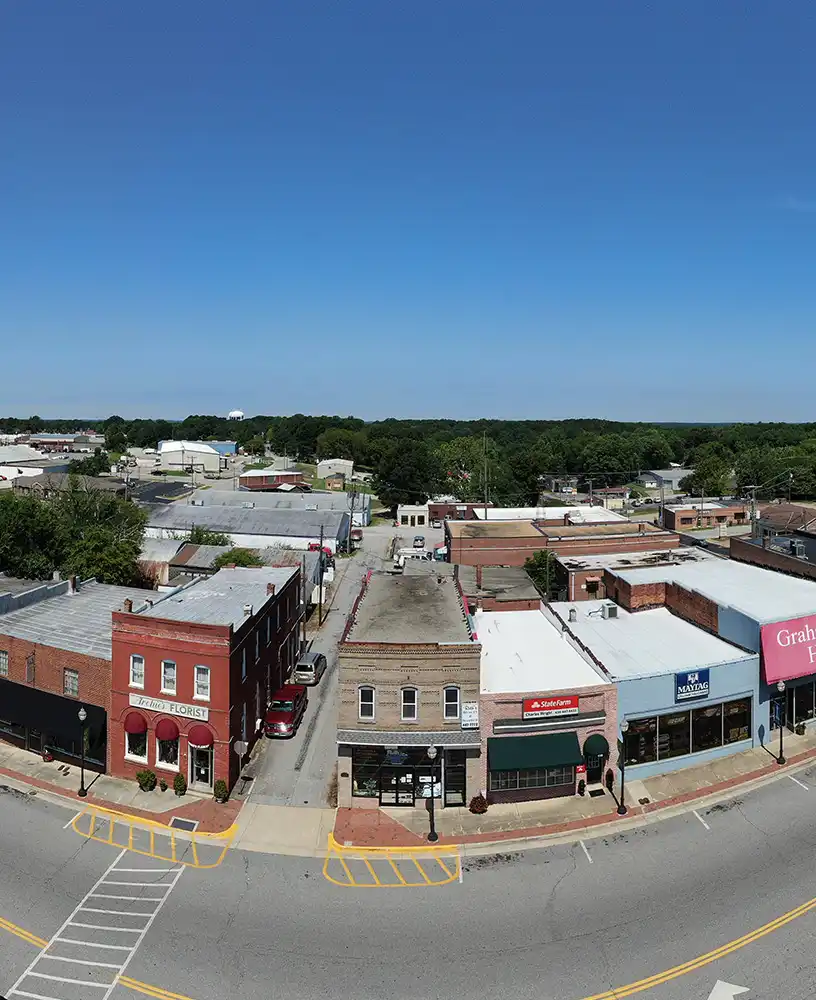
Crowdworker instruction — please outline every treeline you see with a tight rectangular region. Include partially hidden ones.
[5,414,816,505]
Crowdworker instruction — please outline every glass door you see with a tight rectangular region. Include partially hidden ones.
[379,768,397,805]
[27,728,42,753]
[190,746,213,788]
[444,750,466,806]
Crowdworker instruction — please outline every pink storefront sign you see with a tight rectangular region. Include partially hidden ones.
[761,615,816,683]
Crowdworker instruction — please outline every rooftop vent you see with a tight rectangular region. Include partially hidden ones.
[568,608,577,623]
[601,603,618,620]
[266,583,276,595]
[243,603,253,616]
[241,501,255,509]
[123,598,133,613]
[305,504,318,511]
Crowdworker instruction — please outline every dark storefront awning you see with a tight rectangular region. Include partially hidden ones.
[583,733,610,757]
[488,732,583,772]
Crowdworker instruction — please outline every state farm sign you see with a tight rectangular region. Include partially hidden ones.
[523,695,579,719]
[762,614,816,684]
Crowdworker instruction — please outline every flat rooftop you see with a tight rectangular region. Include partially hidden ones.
[477,609,606,694]
[0,580,155,660]
[550,600,755,680]
[456,565,541,603]
[239,466,301,477]
[665,502,728,512]
[473,505,627,523]
[556,547,718,573]
[611,558,816,625]
[143,502,346,539]
[139,567,297,628]
[539,522,668,539]
[188,488,370,511]
[345,567,472,645]
[447,520,544,539]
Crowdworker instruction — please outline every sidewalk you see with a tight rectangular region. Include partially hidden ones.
[335,728,816,849]
[0,740,239,833]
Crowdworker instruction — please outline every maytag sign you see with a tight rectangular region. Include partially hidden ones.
[675,669,710,703]
[522,695,579,719]
[762,614,816,684]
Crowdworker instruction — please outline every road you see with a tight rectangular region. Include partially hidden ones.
[5,754,816,1000]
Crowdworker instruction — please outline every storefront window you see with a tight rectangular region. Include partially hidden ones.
[126,731,147,760]
[351,746,380,797]
[489,766,574,791]
[658,711,690,759]
[624,717,657,765]
[794,683,815,726]
[157,737,179,768]
[692,704,723,752]
[724,698,752,744]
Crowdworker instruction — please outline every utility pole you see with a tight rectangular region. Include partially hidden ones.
[317,525,324,625]
[346,485,358,554]
[483,431,489,519]
[300,554,307,654]
[698,486,705,528]
[745,485,758,539]
[659,481,665,528]
[588,478,594,506]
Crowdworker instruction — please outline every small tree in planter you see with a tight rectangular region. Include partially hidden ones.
[469,792,488,814]
[136,769,157,792]
[159,779,168,792]
[213,779,229,804]
[173,773,187,797]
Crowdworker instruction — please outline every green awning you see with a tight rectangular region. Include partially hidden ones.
[488,732,583,772]
[583,734,610,758]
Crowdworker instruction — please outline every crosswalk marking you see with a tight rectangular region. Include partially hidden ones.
[6,850,184,1000]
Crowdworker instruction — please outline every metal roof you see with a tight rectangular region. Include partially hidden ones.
[188,488,370,512]
[138,567,297,627]
[170,543,232,570]
[139,539,184,564]
[142,502,347,539]
[337,729,481,747]
[473,506,628,523]
[0,580,156,660]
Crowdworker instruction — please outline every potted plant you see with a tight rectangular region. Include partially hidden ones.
[577,779,586,797]
[469,792,488,815]
[136,769,157,792]
[213,779,229,804]
[173,773,187,797]
[42,748,55,763]
[159,779,168,792]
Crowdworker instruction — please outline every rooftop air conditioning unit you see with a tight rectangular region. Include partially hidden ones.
[190,499,204,506]
[601,604,618,620]
[241,501,255,509]
[792,540,807,559]
[305,504,318,511]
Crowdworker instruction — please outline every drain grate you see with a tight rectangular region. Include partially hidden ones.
[169,816,199,832]
[588,789,606,798]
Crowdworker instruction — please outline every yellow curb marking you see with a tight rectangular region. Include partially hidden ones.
[71,804,236,869]
[322,832,461,888]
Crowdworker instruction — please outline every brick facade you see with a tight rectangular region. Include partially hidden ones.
[730,535,816,583]
[663,506,748,532]
[0,634,110,714]
[665,582,719,633]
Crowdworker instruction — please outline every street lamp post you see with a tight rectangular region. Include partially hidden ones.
[426,745,439,842]
[77,706,88,797]
[777,680,786,765]
[618,720,629,815]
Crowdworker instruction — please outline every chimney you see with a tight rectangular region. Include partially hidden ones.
[266,583,276,596]
[68,575,78,594]
[243,603,253,616]
[568,608,577,623]
[123,598,133,613]
[476,565,483,587]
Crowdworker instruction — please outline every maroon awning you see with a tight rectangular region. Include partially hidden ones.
[124,712,147,735]
[155,718,180,741]
[188,724,213,747]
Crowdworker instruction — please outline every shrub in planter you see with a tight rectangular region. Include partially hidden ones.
[159,779,168,792]
[136,769,157,792]
[173,773,187,797]
[42,749,55,763]
[213,779,229,803]
[577,779,586,797]
[469,793,488,814]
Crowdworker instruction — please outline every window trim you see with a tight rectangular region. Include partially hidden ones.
[63,667,80,698]
[443,685,460,721]
[124,730,148,764]
[155,736,180,772]
[358,685,376,721]
[129,654,145,690]
[160,660,177,696]
[400,686,418,722]
[0,649,8,677]
[194,664,211,702]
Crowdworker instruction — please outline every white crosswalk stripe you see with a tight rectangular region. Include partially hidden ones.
[6,849,184,1000]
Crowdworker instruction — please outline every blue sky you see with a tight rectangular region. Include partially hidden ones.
[2,2,815,422]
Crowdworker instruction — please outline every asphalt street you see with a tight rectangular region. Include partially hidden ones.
[5,756,816,1000]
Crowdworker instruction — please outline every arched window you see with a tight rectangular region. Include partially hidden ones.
[358,686,375,721]
[401,687,418,722]
[443,686,460,721]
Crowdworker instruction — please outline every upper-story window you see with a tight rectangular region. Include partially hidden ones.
[130,654,145,689]
[255,630,260,662]
[242,647,247,681]
[401,687,418,722]
[194,665,211,701]
[443,686,460,720]
[266,615,272,645]
[0,650,8,677]
[161,660,176,695]
[63,668,79,698]
[358,686,375,721]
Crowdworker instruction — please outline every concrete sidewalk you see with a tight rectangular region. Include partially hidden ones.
[335,728,816,848]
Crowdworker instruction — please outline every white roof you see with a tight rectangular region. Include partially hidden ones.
[556,547,718,572]
[476,609,607,694]
[159,440,219,456]
[665,502,725,512]
[239,466,301,478]
[551,600,754,680]
[612,559,816,626]
[473,505,627,523]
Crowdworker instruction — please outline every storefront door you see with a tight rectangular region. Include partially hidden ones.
[379,767,415,806]
[585,753,604,784]
[27,729,42,753]
[190,746,213,788]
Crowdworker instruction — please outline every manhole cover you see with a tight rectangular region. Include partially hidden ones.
[169,817,199,832]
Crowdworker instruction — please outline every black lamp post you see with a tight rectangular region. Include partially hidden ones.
[77,706,88,797]
[777,680,786,765]
[617,720,629,815]
[426,745,439,842]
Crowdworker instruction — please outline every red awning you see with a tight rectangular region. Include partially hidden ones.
[188,724,213,747]
[124,712,147,735]
[585,575,601,582]
[155,718,180,741]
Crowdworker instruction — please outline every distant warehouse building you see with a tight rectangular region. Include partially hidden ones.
[142,502,350,553]
[636,468,693,492]
[188,487,371,527]
[158,441,224,474]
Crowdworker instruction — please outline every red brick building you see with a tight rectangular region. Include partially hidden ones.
[662,503,748,532]
[110,566,301,793]
[427,500,494,521]
[238,468,306,491]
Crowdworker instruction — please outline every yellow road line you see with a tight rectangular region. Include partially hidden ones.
[410,857,433,885]
[0,917,46,948]
[387,858,408,885]
[120,977,197,1000]
[362,857,382,885]
[434,853,456,880]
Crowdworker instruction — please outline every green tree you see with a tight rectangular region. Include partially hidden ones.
[68,449,111,476]
[0,495,63,579]
[524,550,559,599]
[189,525,232,546]
[679,456,732,497]
[212,547,263,569]
[371,441,443,510]
[105,426,127,453]
[436,436,502,503]
[244,436,266,457]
